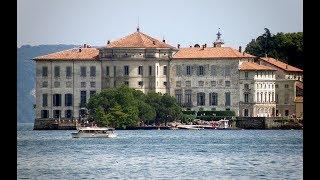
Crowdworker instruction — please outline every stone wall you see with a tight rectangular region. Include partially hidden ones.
[33,119,78,130]
[236,117,302,129]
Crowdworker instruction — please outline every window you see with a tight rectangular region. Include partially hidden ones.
[197,92,205,106]
[80,91,86,107]
[264,93,267,103]
[163,82,167,87]
[149,66,152,76]
[65,110,72,119]
[138,66,143,75]
[257,92,260,102]
[211,65,216,77]
[225,92,231,106]
[54,81,60,88]
[106,66,110,76]
[245,72,249,79]
[176,81,181,87]
[80,66,86,77]
[244,84,249,90]
[198,81,204,87]
[244,93,249,103]
[42,94,48,107]
[53,94,61,106]
[163,66,167,75]
[138,81,143,86]
[41,110,49,118]
[66,81,72,88]
[285,110,289,116]
[114,66,116,76]
[157,66,159,75]
[124,81,129,86]
[244,109,249,117]
[198,66,204,76]
[53,110,61,118]
[81,82,86,88]
[176,65,182,76]
[225,81,230,87]
[42,81,48,88]
[211,81,216,87]
[175,90,182,104]
[124,66,129,76]
[185,90,192,105]
[186,81,191,87]
[90,91,96,97]
[268,93,271,102]
[65,94,73,106]
[209,92,218,106]
[260,92,263,102]
[224,65,231,76]
[285,84,289,88]
[66,66,72,78]
[275,84,278,88]
[276,94,279,103]
[272,92,275,102]
[54,66,60,77]
[90,82,96,88]
[90,66,96,77]
[42,67,48,77]
[186,66,191,75]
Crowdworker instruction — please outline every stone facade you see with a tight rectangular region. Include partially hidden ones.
[35,60,101,119]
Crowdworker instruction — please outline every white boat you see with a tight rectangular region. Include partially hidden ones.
[71,127,117,138]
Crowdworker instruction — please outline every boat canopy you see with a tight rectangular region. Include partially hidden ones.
[77,127,115,131]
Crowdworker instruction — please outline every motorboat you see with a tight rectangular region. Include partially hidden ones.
[71,127,117,138]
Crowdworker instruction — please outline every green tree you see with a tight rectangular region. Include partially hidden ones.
[245,28,303,69]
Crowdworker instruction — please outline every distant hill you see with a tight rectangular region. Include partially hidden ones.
[17,44,78,123]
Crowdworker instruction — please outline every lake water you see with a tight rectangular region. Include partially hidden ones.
[17,123,303,179]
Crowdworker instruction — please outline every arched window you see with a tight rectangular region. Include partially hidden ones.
[268,93,271,102]
[264,92,267,102]
[272,92,274,102]
[260,92,263,102]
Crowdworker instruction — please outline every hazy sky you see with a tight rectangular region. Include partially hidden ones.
[17,0,302,49]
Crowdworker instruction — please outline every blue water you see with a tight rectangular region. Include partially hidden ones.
[17,123,303,179]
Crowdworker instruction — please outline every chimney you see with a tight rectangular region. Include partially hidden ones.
[265,53,267,58]
[162,39,166,43]
[83,44,87,48]
[177,44,180,49]
[239,46,242,52]
[201,45,205,50]
[213,44,216,47]
[107,40,110,44]
[79,48,82,52]
[189,45,192,48]
[204,44,207,48]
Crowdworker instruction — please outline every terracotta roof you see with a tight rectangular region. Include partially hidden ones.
[239,62,276,71]
[294,96,303,103]
[106,31,176,49]
[260,57,303,72]
[296,81,303,90]
[172,47,255,59]
[34,48,99,60]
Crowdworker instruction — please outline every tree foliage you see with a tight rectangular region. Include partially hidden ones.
[245,28,303,69]
[87,85,182,128]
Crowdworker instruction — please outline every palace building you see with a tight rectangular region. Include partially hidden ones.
[33,28,303,121]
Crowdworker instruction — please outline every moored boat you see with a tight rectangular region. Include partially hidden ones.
[71,127,117,138]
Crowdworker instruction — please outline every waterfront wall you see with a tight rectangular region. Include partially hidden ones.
[236,117,302,129]
[33,118,78,130]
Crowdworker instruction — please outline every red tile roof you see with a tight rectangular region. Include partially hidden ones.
[34,48,99,60]
[239,62,276,71]
[106,31,176,49]
[260,57,303,72]
[294,96,303,103]
[173,47,255,59]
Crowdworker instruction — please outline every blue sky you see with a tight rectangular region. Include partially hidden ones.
[17,0,302,49]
